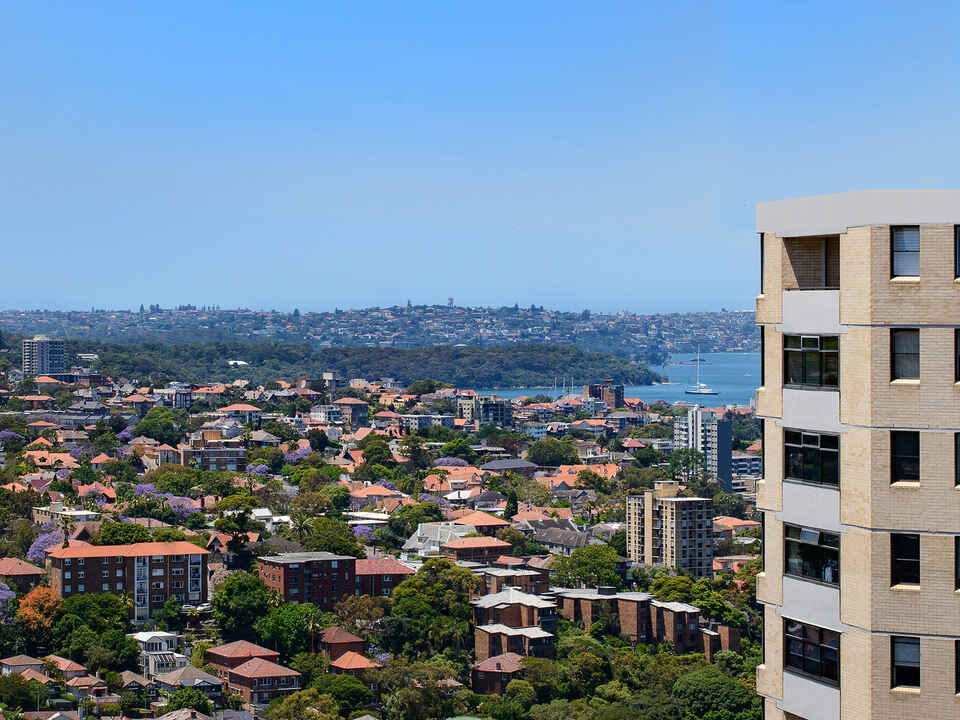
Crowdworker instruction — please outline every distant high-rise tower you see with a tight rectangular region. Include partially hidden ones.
[673,406,732,490]
[21,335,66,377]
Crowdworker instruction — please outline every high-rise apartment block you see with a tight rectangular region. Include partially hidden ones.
[583,380,625,410]
[457,395,512,427]
[21,335,66,377]
[755,190,960,719]
[626,482,713,577]
[673,405,733,490]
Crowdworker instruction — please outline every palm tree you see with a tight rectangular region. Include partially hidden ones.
[59,514,76,547]
[266,588,283,609]
[291,513,310,543]
[304,609,325,654]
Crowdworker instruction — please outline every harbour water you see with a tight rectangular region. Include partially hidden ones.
[478,351,760,406]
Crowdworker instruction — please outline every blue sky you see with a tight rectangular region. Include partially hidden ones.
[3,2,959,313]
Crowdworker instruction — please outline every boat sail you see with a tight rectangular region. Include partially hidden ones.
[685,346,718,395]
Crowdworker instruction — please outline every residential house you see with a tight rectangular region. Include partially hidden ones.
[440,536,512,564]
[154,665,223,702]
[401,522,477,558]
[354,557,415,597]
[0,557,43,593]
[128,631,188,678]
[0,655,44,675]
[226,658,300,706]
[43,655,87,680]
[471,652,524,694]
[329,651,381,678]
[205,641,280,681]
[332,397,369,428]
[319,627,364,662]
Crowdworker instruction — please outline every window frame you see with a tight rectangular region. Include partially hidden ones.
[891,533,920,586]
[783,618,840,686]
[891,225,920,278]
[784,429,840,488]
[783,335,840,389]
[890,328,920,381]
[784,524,840,586]
[891,636,921,689]
[890,431,920,484]
[955,226,960,279]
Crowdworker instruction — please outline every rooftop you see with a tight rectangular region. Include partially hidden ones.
[258,551,356,564]
[48,541,208,559]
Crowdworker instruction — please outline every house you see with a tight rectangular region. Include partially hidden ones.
[217,404,262,425]
[0,557,44,593]
[154,664,223,701]
[128,631,188,678]
[119,670,157,700]
[354,557,415,597]
[471,652,524,694]
[205,641,280,680]
[534,527,602,556]
[712,516,761,542]
[440,536,512,564]
[248,430,281,447]
[319,627,365,662]
[31,502,100,526]
[64,675,120,706]
[226,658,300,706]
[329,651,381,677]
[43,655,87,680]
[0,655,44,676]
[449,510,509,536]
[401,522,477,558]
[476,566,548,595]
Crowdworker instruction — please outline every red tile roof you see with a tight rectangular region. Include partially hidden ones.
[219,403,261,412]
[230,658,298,679]
[472,652,524,673]
[0,558,43,576]
[330,651,381,670]
[441,537,512,550]
[207,640,277,659]
[333,397,368,405]
[44,654,86,673]
[320,626,363,644]
[48,541,208,559]
[453,510,509,528]
[354,558,414,577]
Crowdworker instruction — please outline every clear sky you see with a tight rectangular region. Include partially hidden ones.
[3,2,959,314]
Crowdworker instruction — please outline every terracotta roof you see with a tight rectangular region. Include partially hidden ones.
[441,537,511,550]
[230,658,299,679]
[452,510,509,528]
[350,484,401,498]
[320,626,364,644]
[495,555,524,565]
[1,655,42,666]
[218,403,261,412]
[48,541,208,560]
[333,397,368,405]
[26,437,53,447]
[354,558,415,577]
[90,453,113,464]
[65,675,106,689]
[19,668,54,684]
[0,558,43,576]
[472,652,524,673]
[44,655,86,673]
[713,516,761,531]
[207,640,277,659]
[330,651,381,670]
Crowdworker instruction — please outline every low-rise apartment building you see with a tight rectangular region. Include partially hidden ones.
[258,552,356,609]
[48,542,208,621]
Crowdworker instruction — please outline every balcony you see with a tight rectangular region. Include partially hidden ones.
[783,236,839,292]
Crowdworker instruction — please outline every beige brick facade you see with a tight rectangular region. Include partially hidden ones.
[755,192,960,720]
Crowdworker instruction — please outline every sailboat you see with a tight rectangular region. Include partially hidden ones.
[685,346,718,395]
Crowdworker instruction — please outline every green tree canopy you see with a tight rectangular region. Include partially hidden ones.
[212,571,270,642]
[525,438,578,467]
[552,544,622,589]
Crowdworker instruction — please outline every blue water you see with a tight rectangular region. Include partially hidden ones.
[478,352,760,406]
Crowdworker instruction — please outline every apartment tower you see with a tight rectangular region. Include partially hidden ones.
[626,482,713,578]
[21,335,66,376]
[755,190,960,719]
[673,405,733,490]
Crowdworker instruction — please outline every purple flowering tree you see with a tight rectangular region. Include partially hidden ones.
[27,530,64,563]
[117,426,134,442]
[353,525,374,542]
[433,457,468,467]
[135,483,156,496]
[0,582,15,620]
[248,464,270,476]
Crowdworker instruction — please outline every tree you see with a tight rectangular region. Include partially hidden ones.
[668,448,706,484]
[303,517,364,558]
[311,673,372,714]
[134,406,184,446]
[526,438,578,467]
[212,571,270,642]
[438,438,476,463]
[333,594,386,638]
[92,520,152,546]
[552,545,621,589]
[399,434,431,470]
[264,688,340,720]
[392,558,480,620]
[374,658,467,720]
[165,686,213,715]
[154,597,182,631]
[17,586,62,644]
[255,603,325,660]
[359,437,393,467]
[290,491,332,518]
[713,491,747,519]
[306,429,329,453]
[607,530,627,557]
[671,666,759,719]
